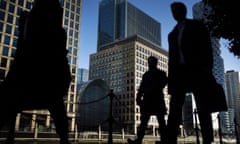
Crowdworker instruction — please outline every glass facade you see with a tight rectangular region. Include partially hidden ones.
[98,0,116,49]
[76,79,110,130]
[77,68,89,83]
[97,0,161,51]
[127,3,161,46]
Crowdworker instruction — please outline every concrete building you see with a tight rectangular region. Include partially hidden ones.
[89,35,168,134]
[89,0,168,135]
[0,0,81,132]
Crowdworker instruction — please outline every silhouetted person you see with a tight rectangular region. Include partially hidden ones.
[128,56,167,144]
[167,2,214,144]
[0,0,71,144]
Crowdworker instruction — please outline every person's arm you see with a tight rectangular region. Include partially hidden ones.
[136,74,145,106]
[161,70,168,88]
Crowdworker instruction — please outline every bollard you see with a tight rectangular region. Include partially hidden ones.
[122,128,125,140]
[194,109,200,144]
[217,114,223,144]
[34,122,38,139]
[98,125,102,140]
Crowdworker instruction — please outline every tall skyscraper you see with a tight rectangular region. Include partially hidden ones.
[77,68,89,83]
[0,0,81,132]
[97,0,161,51]
[89,0,168,134]
[225,70,240,135]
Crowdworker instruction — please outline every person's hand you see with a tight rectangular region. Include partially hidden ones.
[136,92,143,106]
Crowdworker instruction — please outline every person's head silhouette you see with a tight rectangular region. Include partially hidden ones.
[170,2,187,22]
[148,56,158,69]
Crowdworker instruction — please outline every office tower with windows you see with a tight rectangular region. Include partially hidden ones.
[77,68,89,83]
[225,70,240,135]
[0,0,81,132]
[97,0,161,51]
[89,0,168,134]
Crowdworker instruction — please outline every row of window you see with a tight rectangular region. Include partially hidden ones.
[92,46,134,59]
[1,45,16,58]
[136,45,167,63]
[0,22,19,38]
[0,34,17,47]
[60,0,81,12]
[1,0,31,13]
[91,60,132,72]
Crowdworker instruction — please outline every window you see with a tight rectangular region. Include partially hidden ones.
[0,1,6,9]
[0,22,3,31]
[76,7,80,14]
[72,57,76,65]
[0,11,5,20]
[8,4,15,13]
[73,48,77,56]
[70,21,73,28]
[2,46,9,56]
[7,14,13,23]
[0,57,7,67]
[11,48,16,57]
[4,35,10,45]
[77,0,81,6]
[71,5,75,12]
[14,27,19,36]
[76,15,79,22]
[74,40,78,47]
[26,1,32,9]
[65,10,69,17]
[64,19,68,26]
[75,23,79,30]
[5,25,12,34]
[70,12,74,20]
[18,0,24,7]
[66,2,69,9]
[69,29,73,36]
[13,38,17,47]
[0,69,6,80]
[74,32,78,39]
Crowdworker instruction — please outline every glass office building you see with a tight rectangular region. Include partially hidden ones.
[0,0,81,132]
[98,0,161,51]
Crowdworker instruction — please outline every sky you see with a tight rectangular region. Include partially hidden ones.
[78,0,240,72]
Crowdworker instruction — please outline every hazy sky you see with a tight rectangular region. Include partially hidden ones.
[78,0,240,72]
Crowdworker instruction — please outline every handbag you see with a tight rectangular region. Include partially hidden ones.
[207,75,228,113]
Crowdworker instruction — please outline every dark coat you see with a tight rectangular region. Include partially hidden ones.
[168,19,213,94]
[168,19,215,112]
[0,1,71,110]
[137,68,167,115]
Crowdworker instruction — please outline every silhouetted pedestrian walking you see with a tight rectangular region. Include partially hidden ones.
[166,2,217,144]
[0,0,71,144]
[128,56,167,144]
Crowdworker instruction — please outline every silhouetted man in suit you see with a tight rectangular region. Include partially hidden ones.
[0,0,71,144]
[128,56,167,144]
[167,2,214,144]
